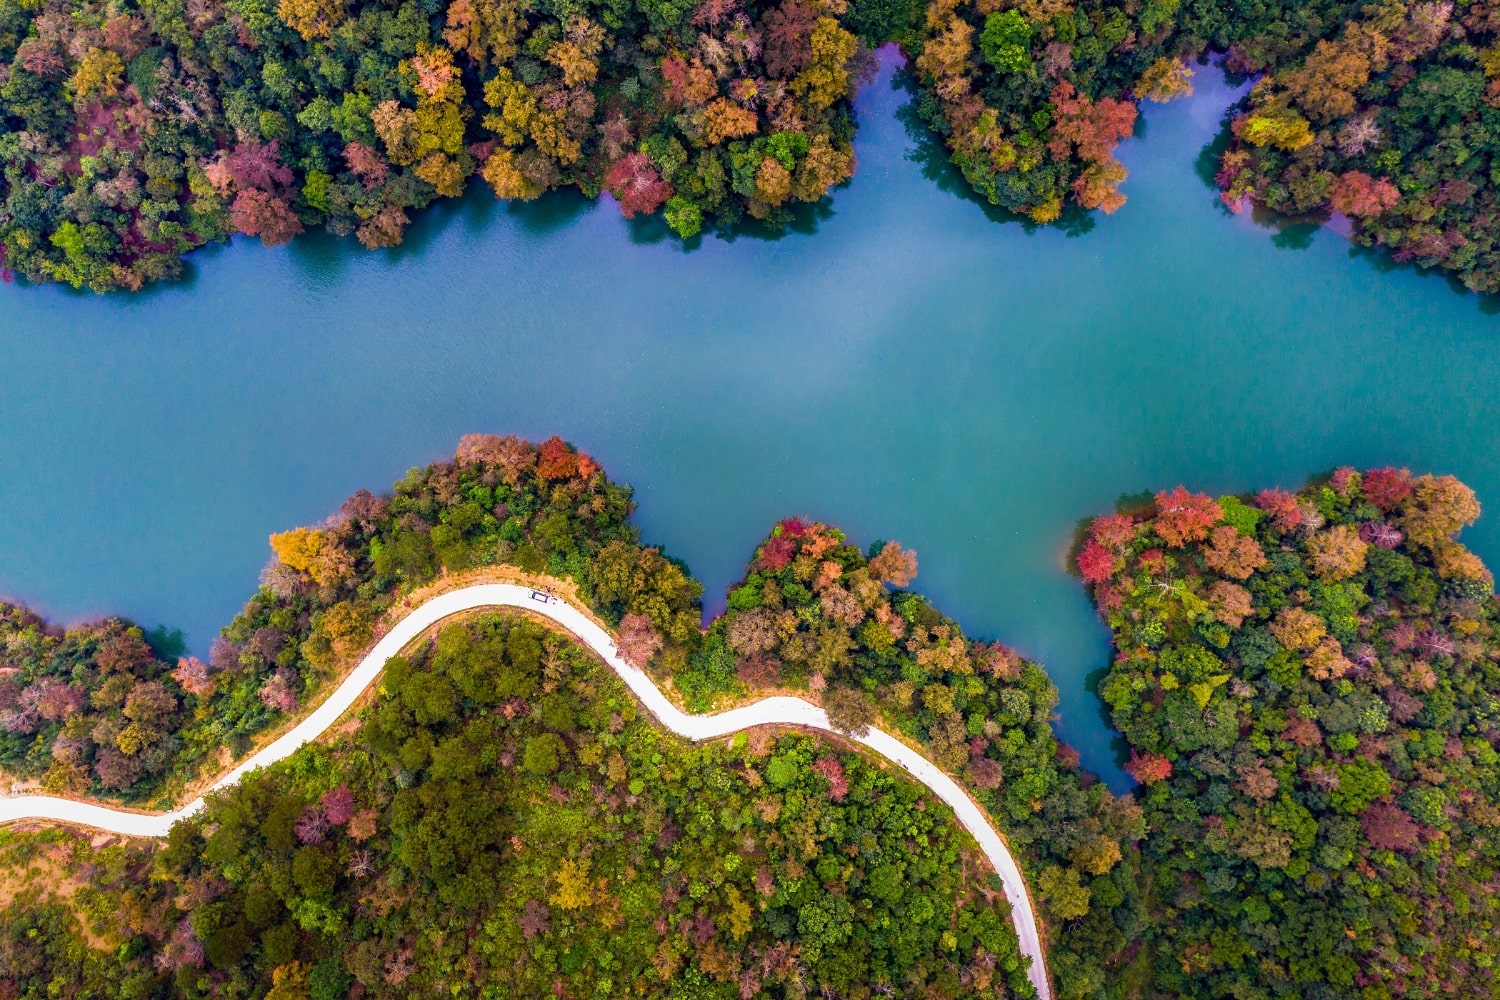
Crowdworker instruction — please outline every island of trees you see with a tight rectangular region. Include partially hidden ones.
[2,0,1497,291]
[4,436,1500,999]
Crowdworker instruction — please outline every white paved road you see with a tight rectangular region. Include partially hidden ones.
[0,583,1050,998]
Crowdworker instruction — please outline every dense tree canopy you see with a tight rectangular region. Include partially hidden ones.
[899,0,1500,294]
[677,518,1148,999]
[0,0,864,289]
[4,0,1497,289]
[1082,468,1500,996]
[10,445,1500,1000]
[1,613,1038,999]
[0,434,700,802]
[1217,2,1500,293]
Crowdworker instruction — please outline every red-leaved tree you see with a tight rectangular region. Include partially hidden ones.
[868,541,918,587]
[1077,540,1116,584]
[230,189,304,246]
[1362,467,1413,512]
[1153,487,1221,547]
[1360,801,1420,852]
[1089,513,1136,550]
[1125,750,1172,784]
[1327,171,1400,217]
[536,435,583,480]
[606,153,673,218]
[616,613,663,668]
[1254,488,1304,533]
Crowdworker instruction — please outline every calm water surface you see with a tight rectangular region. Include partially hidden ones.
[2,52,1497,789]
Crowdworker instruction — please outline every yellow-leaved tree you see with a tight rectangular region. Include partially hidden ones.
[550,858,594,909]
[71,48,124,101]
[793,17,857,112]
[277,0,345,40]
[264,962,312,1000]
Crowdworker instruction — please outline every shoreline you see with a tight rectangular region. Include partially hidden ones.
[0,581,1054,1000]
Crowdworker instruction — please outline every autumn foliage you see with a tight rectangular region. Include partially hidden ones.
[1124,750,1171,784]
[1077,540,1116,584]
[1152,487,1222,548]
[1216,1,1500,292]
[1089,467,1500,997]
[605,154,674,218]
[0,0,864,290]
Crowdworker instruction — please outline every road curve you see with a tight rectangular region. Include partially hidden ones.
[0,583,1050,998]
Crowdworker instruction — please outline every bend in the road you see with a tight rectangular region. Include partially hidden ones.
[0,582,1052,999]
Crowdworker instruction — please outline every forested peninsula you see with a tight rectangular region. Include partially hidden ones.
[2,0,1499,292]
[4,438,1500,999]
[0,435,1061,998]
[1079,469,1500,996]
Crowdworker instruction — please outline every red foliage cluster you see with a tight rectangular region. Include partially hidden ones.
[1254,488,1304,533]
[1360,801,1421,852]
[1153,487,1221,548]
[1093,583,1124,614]
[967,751,1003,790]
[520,898,551,939]
[295,805,330,844]
[606,153,673,218]
[1125,750,1172,784]
[763,0,817,78]
[453,434,539,486]
[1048,82,1137,163]
[616,613,664,668]
[778,517,810,537]
[230,190,304,246]
[660,56,715,106]
[1281,713,1323,748]
[1328,171,1401,217]
[868,541,918,587]
[537,435,595,480]
[1362,467,1413,512]
[343,142,389,190]
[259,671,298,712]
[172,656,215,697]
[758,534,797,571]
[320,783,357,825]
[811,756,847,800]
[1359,520,1404,549]
[1089,513,1136,549]
[220,140,295,191]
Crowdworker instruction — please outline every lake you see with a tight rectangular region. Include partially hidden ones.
[2,49,1496,790]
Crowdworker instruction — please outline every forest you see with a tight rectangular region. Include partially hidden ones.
[6,438,1500,999]
[0,436,1119,997]
[1,613,1035,998]
[1080,468,1500,996]
[0,434,701,803]
[907,0,1500,292]
[3,0,1497,290]
[672,518,1146,997]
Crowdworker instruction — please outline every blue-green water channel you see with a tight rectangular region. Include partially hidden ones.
[2,51,1497,789]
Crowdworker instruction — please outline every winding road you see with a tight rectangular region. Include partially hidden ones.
[0,583,1050,998]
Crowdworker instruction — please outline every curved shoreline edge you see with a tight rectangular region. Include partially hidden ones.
[0,582,1052,999]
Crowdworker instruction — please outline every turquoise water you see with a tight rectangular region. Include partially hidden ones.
[2,52,1496,789]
